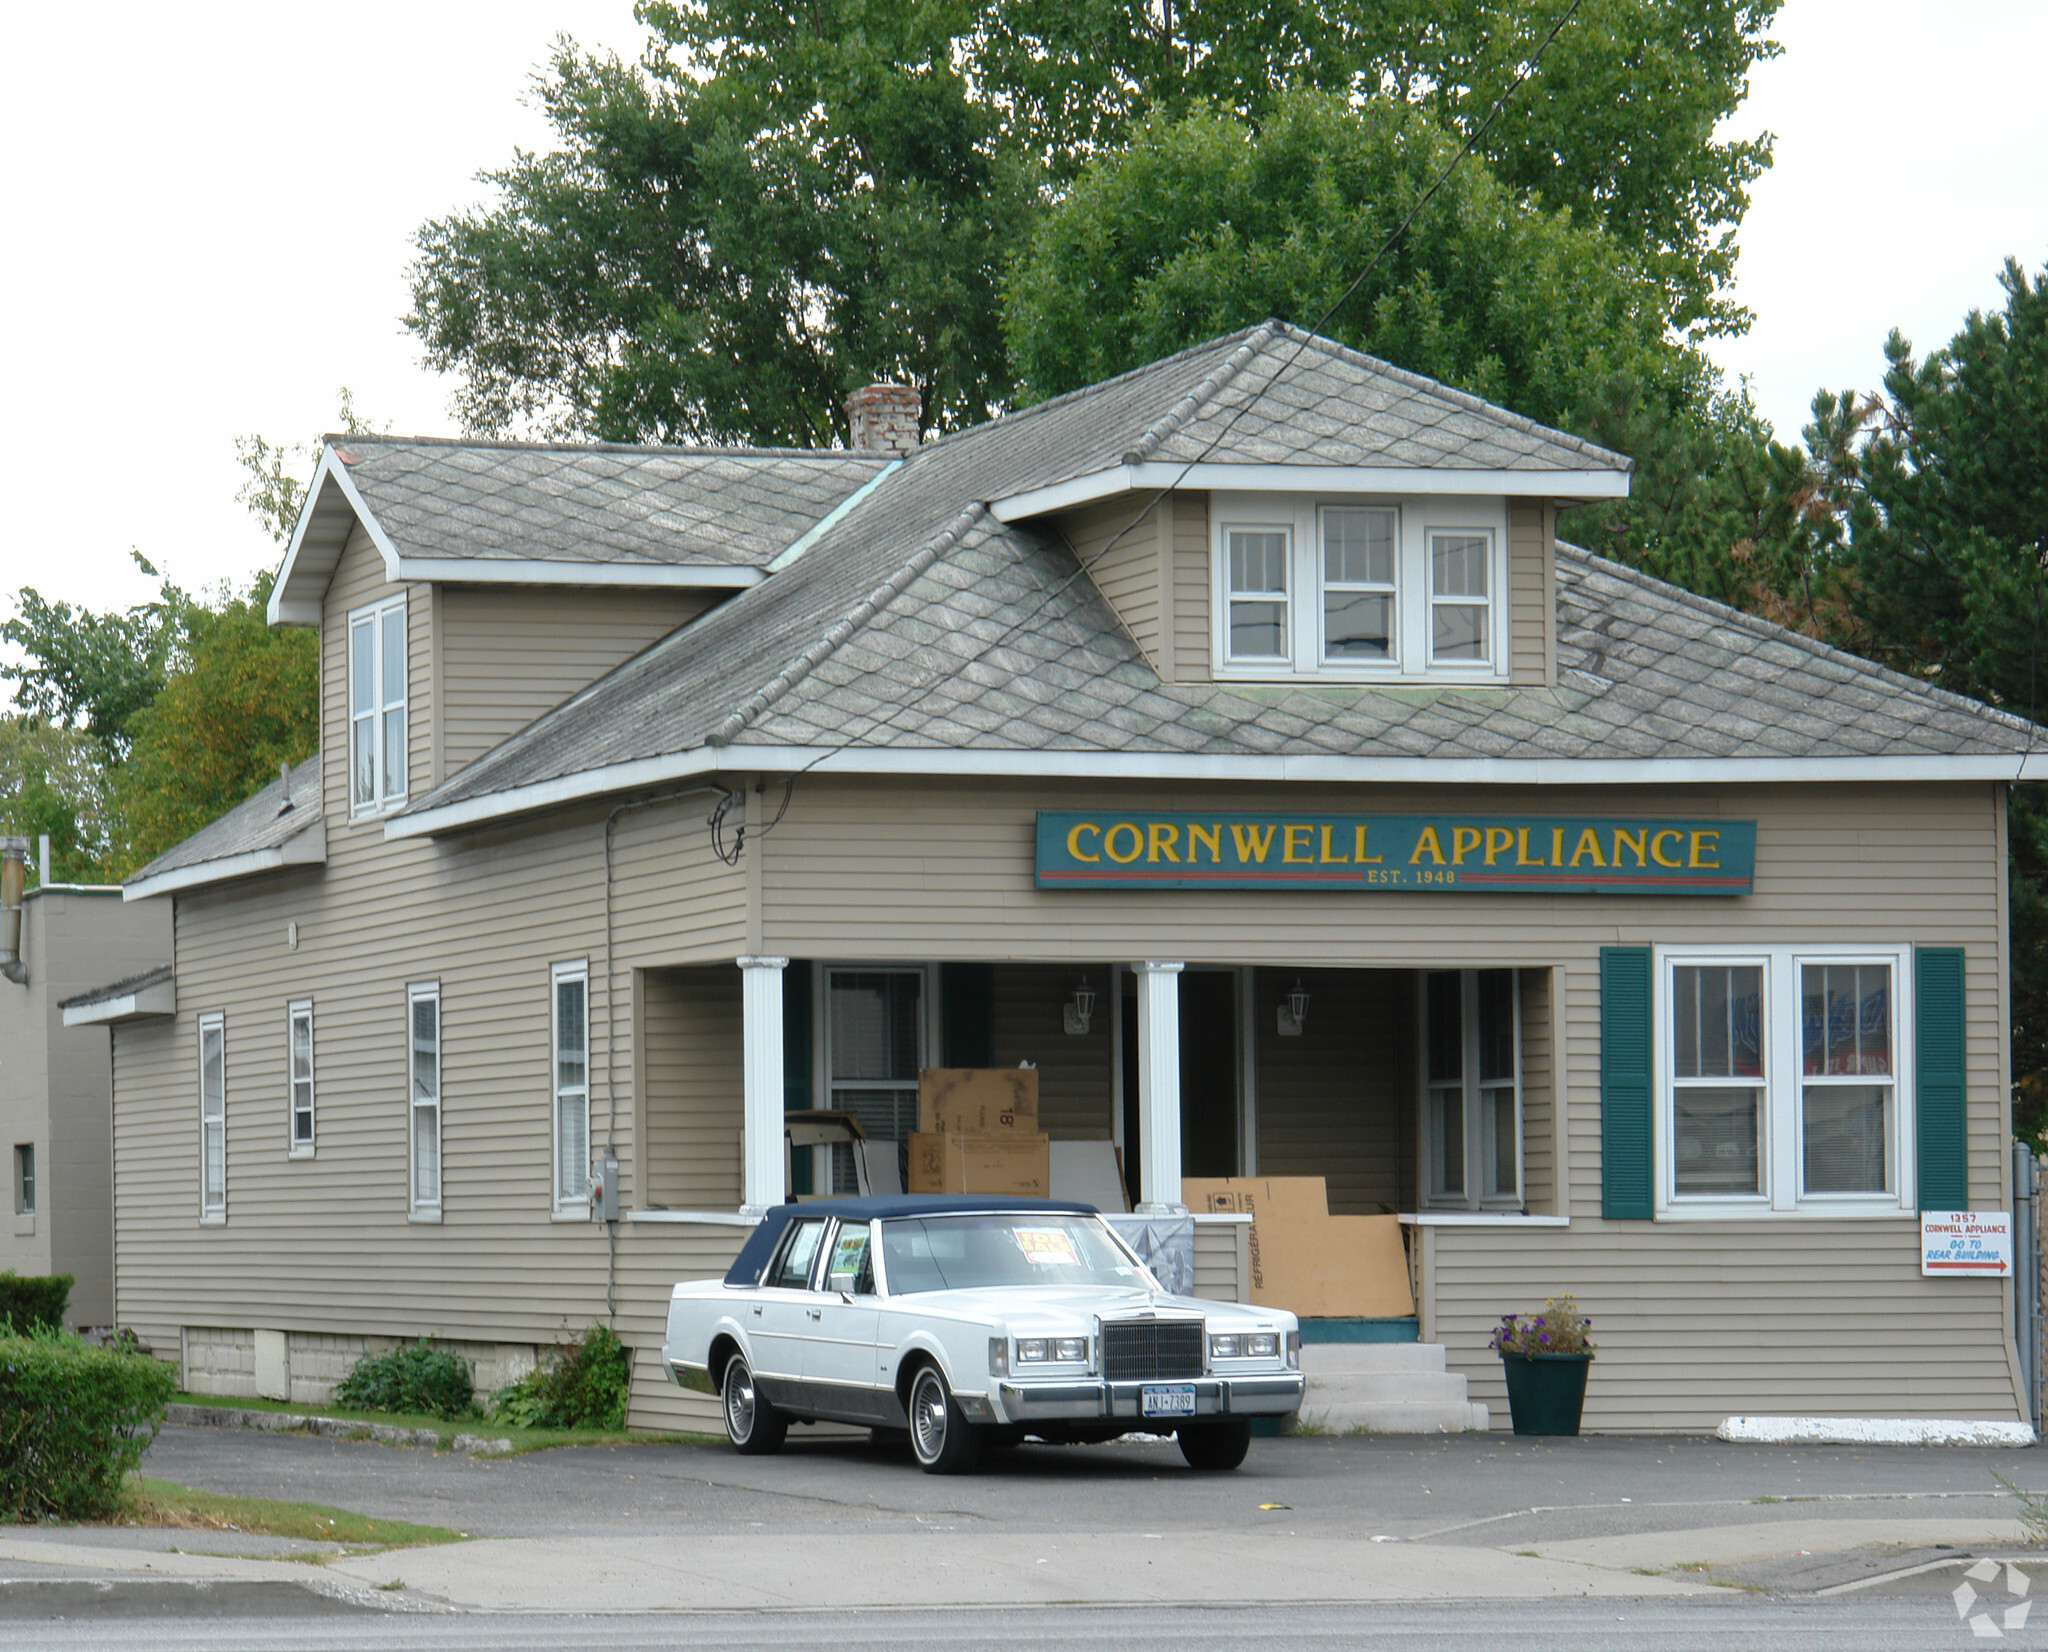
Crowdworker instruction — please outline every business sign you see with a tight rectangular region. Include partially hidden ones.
[1922,1211,2013,1276]
[1034,812,1756,894]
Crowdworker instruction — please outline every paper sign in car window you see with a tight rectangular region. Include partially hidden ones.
[831,1231,868,1276]
[1013,1226,1081,1267]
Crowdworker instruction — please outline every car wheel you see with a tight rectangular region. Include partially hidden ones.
[722,1352,786,1455]
[907,1363,981,1475]
[1177,1419,1252,1471]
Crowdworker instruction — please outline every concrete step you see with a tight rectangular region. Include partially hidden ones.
[1299,1398,1490,1435]
[1307,1370,1471,1407]
[1300,1343,1446,1376]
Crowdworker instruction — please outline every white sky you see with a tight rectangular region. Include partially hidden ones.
[3,0,2044,627]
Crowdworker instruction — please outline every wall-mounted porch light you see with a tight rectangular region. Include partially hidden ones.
[1063,975,1098,1035]
[1276,977,1310,1037]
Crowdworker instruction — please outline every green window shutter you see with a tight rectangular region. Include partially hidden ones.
[941,964,996,1068]
[781,960,812,1112]
[1601,946,1654,1219]
[1914,946,1967,1212]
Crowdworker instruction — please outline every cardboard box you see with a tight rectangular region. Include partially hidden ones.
[908,1130,1051,1196]
[1179,1175,1413,1319]
[917,1068,1039,1135]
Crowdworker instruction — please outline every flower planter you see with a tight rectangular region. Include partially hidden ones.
[1499,1352,1592,1436]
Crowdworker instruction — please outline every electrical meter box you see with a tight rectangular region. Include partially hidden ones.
[590,1144,620,1221]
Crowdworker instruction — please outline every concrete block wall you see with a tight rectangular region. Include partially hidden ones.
[181,1326,540,1408]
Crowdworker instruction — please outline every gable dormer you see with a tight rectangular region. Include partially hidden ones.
[989,324,1627,691]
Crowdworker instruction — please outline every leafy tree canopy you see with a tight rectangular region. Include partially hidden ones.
[1004,92,1670,431]
[408,0,1778,445]
[0,720,117,887]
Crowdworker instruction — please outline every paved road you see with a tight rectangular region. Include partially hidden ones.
[1,1424,2040,1638]
[0,1597,2024,1651]
[138,1422,2031,1546]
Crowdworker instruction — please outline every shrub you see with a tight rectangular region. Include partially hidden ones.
[0,1325,178,1520]
[333,1337,473,1421]
[488,1325,631,1430]
[0,1272,73,1335]
[1490,1295,1596,1358]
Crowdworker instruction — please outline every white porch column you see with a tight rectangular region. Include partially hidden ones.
[1133,961,1185,1214]
[738,956,789,1216]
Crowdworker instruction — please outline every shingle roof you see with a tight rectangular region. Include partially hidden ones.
[128,757,322,883]
[58,964,173,1012]
[333,437,892,570]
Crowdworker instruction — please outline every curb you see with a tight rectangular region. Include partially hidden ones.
[164,1402,514,1455]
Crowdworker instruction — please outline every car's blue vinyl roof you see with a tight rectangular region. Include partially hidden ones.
[723,1196,1101,1286]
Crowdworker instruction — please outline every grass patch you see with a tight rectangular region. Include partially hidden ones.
[118,1476,463,1549]
[169,1390,712,1455]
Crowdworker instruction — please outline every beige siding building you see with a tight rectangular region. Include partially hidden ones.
[0,872,171,1328]
[91,326,2038,1431]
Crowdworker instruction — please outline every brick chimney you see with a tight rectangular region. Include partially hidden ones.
[845,383,922,457]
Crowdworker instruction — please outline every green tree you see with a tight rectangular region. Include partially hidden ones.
[0,720,117,885]
[409,12,1038,444]
[408,0,1778,445]
[113,570,317,872]
[972,0,1779,337]
[1005,93,1672,429]
[1,552,183,764]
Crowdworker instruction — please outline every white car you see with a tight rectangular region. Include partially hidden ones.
[662,1195,1305,1473]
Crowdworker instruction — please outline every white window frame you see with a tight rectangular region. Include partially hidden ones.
[408,981,441,1218]
[1654,944,1916,1219]
[348,593,408,817]
[1418,968,1523,1212]
[1317,504,1400,666]
[552,961,590,1214]
[288,999,315,1158]
[814,963,932,1193]
[1426,528,1497,668]
[198,1010,226,1222]
[1210,492,1508,683]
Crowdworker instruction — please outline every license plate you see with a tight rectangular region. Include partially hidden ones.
[1141,1384,1197,1418]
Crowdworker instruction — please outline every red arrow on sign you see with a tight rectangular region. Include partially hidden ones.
[1927,1259,2009,1271]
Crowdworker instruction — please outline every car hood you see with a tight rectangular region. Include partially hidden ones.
[884,1283,1286,1332]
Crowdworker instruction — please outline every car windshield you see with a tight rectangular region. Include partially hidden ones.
[878,1214,1147,1294]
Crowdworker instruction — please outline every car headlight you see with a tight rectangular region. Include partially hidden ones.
[1055,1337,1088,1363]
[1210,1331,1281,1360]
[1017,1338,1049,1362]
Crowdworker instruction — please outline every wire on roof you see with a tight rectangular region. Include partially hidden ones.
[710,0,1587,855]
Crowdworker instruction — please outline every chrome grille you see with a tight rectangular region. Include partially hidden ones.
[1100,1318,1204,1382]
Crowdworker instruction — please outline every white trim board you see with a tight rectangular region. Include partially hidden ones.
[991,461,1632,523]
[124,821,327,902]
[1718,1415,2035,1447]
[385,743,2043,840]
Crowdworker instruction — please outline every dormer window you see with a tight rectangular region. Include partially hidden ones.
[349,595,407,814]
[1212,494,1506,681]
[1320,508,1397,662]
[1429,532,1492,665]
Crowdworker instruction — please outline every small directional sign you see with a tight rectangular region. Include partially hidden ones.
[1921,1211,2013,1277]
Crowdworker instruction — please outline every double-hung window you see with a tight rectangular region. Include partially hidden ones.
[552,962,589,1211]
[1658,947,1911,1215]
[408,982,440,1216]
[1421,969,1521,1210]
[1429,532,1492,664]
[1320,507,1397,662]
[1225,529,1290,663]
[349,595,407,813]
[198,1011,226,1220]
[288,999,315,1156]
